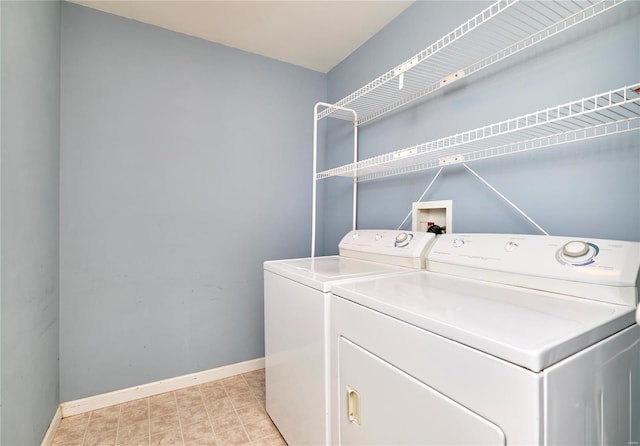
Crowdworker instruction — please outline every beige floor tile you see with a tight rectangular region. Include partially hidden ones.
[242,372,265,390]
[150,393,177,411]
[236,404,269,426]
[149,413,180,435]
[117,419,150,445]
[178,401,209,425]
[59,413,91,428]
[242,369,264,379]
[243,418,279,442]
[150,428,183,446]
[251,433,288,446]
[181,419,216,444]
[122,398,149,411]
[200,382,227,401]
[117,438,150,446]
[205,396,235,416]
[199,380,223,393]
[51,370,281,446]
[175,386,201,398]
[221,375,246,387]
[86,407,120,435]
[249,381,266,393]
[175,387,202,407]
[210,409,243,434]
[215,427,250,446]
[252,388,266,406]
[52,413,89,445]
[90,405,121,422]
[229,391,259,409]
[53,437,85,446]
[83,428,117,446]
[150,402,179,420]
[120,399,149,426]
[222,380,251,397]
[185,437,217,446]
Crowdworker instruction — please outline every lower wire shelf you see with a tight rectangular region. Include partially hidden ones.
[317,83,640,182]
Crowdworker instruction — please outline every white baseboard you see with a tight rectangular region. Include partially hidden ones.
[61,357,264,418]
[40,405,62,446]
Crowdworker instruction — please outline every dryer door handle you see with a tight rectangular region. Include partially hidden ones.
[347,386,361,425]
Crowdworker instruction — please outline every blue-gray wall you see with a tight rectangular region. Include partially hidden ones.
[0,1,61,444]
[1,0,635,430]
[59,2,325,401]
[320,1,640,254]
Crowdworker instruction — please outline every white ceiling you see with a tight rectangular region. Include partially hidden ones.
[67,0,414,73]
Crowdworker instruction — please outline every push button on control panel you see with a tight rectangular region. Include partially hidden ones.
[505,241,519,252]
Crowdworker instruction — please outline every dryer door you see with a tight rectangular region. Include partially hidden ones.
[338,337,506,445]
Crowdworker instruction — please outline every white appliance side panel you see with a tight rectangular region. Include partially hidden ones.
[338,337,506,446]
[544,325,640,446]
[330,296,543,445]
[264,271,328,445]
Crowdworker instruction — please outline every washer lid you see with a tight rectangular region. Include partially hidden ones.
[331,271,636,372]
[264,256,410,292]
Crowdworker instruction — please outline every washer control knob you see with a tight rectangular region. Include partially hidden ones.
[375,233,383,241]
[505,241,519,252]
[394,232,412,248]
[562,241,589,258]
[452,239,464,248]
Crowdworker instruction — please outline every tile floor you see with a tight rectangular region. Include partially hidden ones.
[51,369,287,446]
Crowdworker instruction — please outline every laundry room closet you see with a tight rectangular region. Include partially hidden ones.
[0,0,638,445]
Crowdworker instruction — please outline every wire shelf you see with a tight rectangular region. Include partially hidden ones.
[316,84,640,182]
[317,0,625,126]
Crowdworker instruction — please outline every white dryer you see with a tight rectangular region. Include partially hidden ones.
[264,229,435,446]
[330,233,640,445]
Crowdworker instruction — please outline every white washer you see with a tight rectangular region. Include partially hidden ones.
[330,233,640,445]
[264,229,435,446]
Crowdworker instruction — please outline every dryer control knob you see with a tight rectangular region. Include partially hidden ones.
[452,239,464,248]
[394,232,412,248]
[562,241,589,257]
[375,233,383,241]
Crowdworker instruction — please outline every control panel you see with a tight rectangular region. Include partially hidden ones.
[427,234,640,305]
[339,230,436,269]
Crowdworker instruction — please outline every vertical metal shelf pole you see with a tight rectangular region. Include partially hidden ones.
[312,103,320,258]
[352,117,359,232]
[311,103,358,257]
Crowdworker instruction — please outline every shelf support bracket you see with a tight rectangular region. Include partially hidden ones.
[462,163,549,235]
[397,167,445,230]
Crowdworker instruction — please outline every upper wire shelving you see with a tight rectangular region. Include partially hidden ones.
[318,0,626,126]
[310,0,632,256]
[317,84,640,182]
